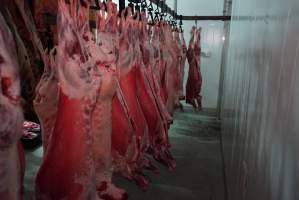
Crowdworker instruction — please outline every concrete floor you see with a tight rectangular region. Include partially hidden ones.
[24,106,226,200]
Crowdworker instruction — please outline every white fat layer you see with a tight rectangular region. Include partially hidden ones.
[0,12,23,148]
[57,49,100,99]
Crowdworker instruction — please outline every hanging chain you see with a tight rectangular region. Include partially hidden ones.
[147,0,154,22]
[135,1,140,12]
[141,0,147,13]
[154,2,160,22]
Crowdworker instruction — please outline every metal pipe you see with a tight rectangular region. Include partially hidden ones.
[217,0,233,119]
[223,0,233,16]
[174,0,177,14]
[182,15,231,21]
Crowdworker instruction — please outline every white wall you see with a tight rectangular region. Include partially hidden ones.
[178,0,223,16]
[221,0,299,199]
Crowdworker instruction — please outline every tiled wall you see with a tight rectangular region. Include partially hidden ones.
[221,0,299,199]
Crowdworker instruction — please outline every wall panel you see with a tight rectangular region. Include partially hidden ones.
[221,0,299,199]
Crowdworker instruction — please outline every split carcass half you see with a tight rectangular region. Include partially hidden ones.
[186,27,202,110]
[35,1,126,199]
[0,12,24,200]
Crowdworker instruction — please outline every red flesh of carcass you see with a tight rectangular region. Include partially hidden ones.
[35,1,127,199]
[35,91,95,200]
[0,12,24,200]
[186,27,202,110]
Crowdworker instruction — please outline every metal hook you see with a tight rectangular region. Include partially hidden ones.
[148,10,154,23]
[148,0,153,11]
[154,2,160,22]
[141,0,147,12]
[135,1,140,13]
[179,15,183,33]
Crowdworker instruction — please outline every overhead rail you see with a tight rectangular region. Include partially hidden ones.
[182,15,232,21]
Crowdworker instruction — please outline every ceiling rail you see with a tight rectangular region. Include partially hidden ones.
[182,16,232,21]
